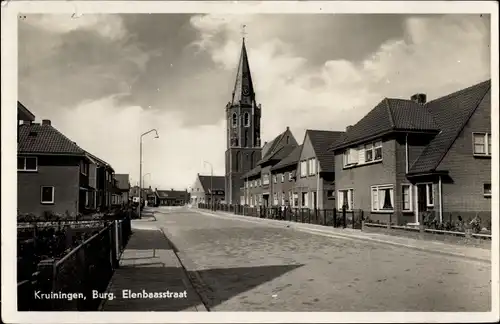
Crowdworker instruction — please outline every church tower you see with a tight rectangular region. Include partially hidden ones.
[225,38,262,204]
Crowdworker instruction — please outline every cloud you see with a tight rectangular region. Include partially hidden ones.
[52,95,226,190]
[23,14,127,40]
[190,14,490,142]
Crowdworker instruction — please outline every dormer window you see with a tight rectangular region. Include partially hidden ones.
[232,113,237,128]
[243,112,250,127]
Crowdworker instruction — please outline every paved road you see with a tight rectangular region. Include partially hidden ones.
[153,207,491,312]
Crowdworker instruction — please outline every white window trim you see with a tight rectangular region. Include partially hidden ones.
[337,189,354,211]
[80,161,88,176]
[343,141,383,169]
[273,175,277,184]
[288,172,293,181]
[263,174,270,185]
[472,132,491,156]
[308,158,316,176]
[484,183,492,197]
[370,185,395,213]
[281,174,285,183]
[300,160,308,178]
[401,184,413,212]
[40,186,55,204]
[18,156,38,172]
[424,183,434,207]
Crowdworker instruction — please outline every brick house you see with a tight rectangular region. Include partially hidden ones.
[268,144,302,208]
[190,174,225,205]
[18,118,94,217]
[293,130,344,210]
[113,174,130,206]
[156,189,190,206]
[85,152,116,211]
[331,80,491,226]
[241,127,298,207]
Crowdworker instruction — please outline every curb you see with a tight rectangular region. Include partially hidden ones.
[195,210,490,264]
[158,227,211,312]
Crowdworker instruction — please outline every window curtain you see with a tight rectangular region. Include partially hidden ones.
[381,188,393,209]
[378,189,386,210]
[372,189,378,210]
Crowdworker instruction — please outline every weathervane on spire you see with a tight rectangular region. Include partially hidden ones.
[241,24,247,40]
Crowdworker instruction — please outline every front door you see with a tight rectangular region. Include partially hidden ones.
[416,184,428,224]
[263,194,269,207]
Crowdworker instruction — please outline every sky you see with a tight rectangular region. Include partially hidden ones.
[18,13,491,190]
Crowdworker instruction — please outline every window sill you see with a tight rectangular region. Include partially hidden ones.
[484,194,492,198]
[402,210,414,214]
[18,169,38,172]
[370,210,394,213]
[473,154,491,158]
[343,159,382,170]
[41,202,55,205]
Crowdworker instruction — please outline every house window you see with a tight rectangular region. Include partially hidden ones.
[232,113,237,128]
[402,184,412,211]
[343,148,358,167]
[273,175,277,184]
[327,190,334,199]
[301,192,308,207]
[288,190,293,206]
[300,160,308,177]
[288,172,293,181]
[338,189,354,211]
[273,193,278,206]
[473,133,491,156]
[40,186,54,204]
[263,174,269,185]
[371,185,394,212]
[249,181,253,188]
[484,183,492,197]
[308,158,317,175]
[374,141,383,160]
[281,192,286,205]
[17,156,38,171]
[243,112,250,127]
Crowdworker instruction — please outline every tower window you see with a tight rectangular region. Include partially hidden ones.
[243,112,250,127]
[232,113,237,128]
[286,136,290,144]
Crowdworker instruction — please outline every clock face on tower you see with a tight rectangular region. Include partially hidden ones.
[242,85,250,96]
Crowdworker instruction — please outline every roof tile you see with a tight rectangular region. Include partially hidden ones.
[18,123,85,155]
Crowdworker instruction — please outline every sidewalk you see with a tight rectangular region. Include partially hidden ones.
[196,209,491,263]
[99,223,207,312]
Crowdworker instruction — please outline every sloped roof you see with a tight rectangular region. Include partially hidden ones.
[114,174,130,190]
[156,189,188,199]
[198,175,225,192]
[409,79,491,174]
[241,165,262,179]
[271,144,303,171]
[18,101,35,121]
[231,38,256,107]
[258,128,296,165]
[307,130,345,173]
[85,151,114,172]
[18,123,85,155]
[330,98,440,151]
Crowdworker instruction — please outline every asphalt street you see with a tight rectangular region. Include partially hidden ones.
[152,207,491,312]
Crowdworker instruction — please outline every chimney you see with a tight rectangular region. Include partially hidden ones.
[155,187,157,191]
[286,126,289,131]
[411,93,427,105]
[42,119,51,126]
[171,188,174,191]
[149,185,151,190]
[346,125,353,132]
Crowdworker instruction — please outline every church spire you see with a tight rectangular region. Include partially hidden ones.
[231,37,255,106]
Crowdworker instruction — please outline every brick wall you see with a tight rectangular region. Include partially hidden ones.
[17,155,80,217]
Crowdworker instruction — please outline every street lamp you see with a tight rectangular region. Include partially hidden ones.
[140,129,159,218]
[203,161,213,210]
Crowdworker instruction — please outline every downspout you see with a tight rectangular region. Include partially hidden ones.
[405,133,409,173]
[316,160,320,209]
[439,176,443,223]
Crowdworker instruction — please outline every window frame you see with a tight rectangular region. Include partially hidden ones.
[484,183,492,197]
[281,174,285,183]
[422,183,434,207]
[401,184,413,212]
[288,172,293,181]
[263,174,270,185]
[232,113,238,128]
[273,174,277,184]
[300,160,308,178]
[301,191,308,207]
[243,112,250,127]
[40,186,55,204]
[308,158,316,176]
[370,185,395,213]
[18,156,38,172]
[472,132,492,156]
[337,189,354,211]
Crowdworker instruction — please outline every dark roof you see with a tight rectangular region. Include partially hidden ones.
[156,189,188,199]
[307,130,345,173]
[241,165,262,179]
[18,101,35,121]
[85,151,114,172]
[409,79,491,174]
[258,128,296,165]
[231,38,257,107]
[258,131,286,164]
[331,98,440,151]
[114,174,130,190]
[271,145,303,171]
[18,123,85,155]
[198,175,225,192]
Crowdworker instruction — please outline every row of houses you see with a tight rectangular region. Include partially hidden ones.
[238,80,492,226]
[17,102,130,217]
[189,173,226,206]
[129,185,191,206]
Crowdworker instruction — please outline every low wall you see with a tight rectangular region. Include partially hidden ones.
[362,223,491,249]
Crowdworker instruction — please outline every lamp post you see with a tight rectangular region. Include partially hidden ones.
[203,161,213,211]
[140,129,159,218]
